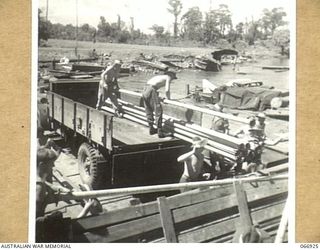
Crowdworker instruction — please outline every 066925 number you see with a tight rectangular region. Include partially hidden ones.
[300,244,319,249]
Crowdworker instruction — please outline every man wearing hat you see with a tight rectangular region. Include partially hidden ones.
[255,112,286,146]
[256,112,266,131]
[36,147,58,217]
[36,146,70,218]
[177,137,211,191]
[96,60,124,117]
[210,105,229,134]
[234,117,256,139]
[142,69,177,138]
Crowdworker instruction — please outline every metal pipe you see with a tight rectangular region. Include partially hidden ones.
[61,175,288,201]
[104,101,242,159]
[164,99,249,124]
[165,124,236,157]
[101,106,149,126]
[113,103,237,156]
[168,120,238,153]
[172,132,236,160]
[118,99,245,146]
[118,89,250,124]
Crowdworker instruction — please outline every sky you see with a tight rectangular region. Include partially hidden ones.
[38,0,292,34]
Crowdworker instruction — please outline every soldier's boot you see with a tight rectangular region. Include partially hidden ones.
[158,128,172,138]
[148,123,157,135]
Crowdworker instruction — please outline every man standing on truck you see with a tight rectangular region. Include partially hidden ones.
[178,137,211,192]
[96,60,123,117]
[142,69,177,138]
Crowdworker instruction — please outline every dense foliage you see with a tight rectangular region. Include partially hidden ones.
[38,1,289,52]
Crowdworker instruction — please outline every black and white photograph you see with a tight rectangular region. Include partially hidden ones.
[34,0,293,244]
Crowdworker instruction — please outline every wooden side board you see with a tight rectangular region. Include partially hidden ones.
[72,179,287,243]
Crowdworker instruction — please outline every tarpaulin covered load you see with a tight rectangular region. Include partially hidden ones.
[219,87,282,111]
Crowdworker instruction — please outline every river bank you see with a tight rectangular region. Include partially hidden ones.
[39,39,286,63]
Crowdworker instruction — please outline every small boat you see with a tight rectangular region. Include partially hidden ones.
[132,59,168,71]
[265,108,289,121]
[211,49,238,61]
[262,66,289,70]
[194,57,221,71]
[39,56,98,64]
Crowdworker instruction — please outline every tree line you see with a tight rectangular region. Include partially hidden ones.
[38,9,146,44]
[39,0,289,51]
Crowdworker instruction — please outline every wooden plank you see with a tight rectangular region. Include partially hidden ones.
[71,186,233,234]
[211,218,281,243]
[234,181,253,230]
[81,212,162,243]
[232,181,272,243]
[89,108,106,146]
[61,98,64,124]
[106,115,113,150]
[73,184,287,242]
[71,179,287,233]
[73,103,77,134]
[274,199,289,243]
[75,103,88,136]
[157,197,177,243]
[162,103,203,125]
[262,147,289,168]
[155,201,285,243]
[53,94,63,123]
[48,92,53,119]
[259,163,288,175]
[110,114,173,145]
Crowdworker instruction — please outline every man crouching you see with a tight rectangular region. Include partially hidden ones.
[96,60,124,117]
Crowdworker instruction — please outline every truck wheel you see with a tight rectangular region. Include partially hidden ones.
[78,143,106,190]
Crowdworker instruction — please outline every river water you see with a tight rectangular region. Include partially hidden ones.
[120,57,290,99]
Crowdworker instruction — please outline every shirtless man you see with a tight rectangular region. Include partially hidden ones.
[254,112,286,146]
[142,70,177,138]
[96,60,123,117]
[211,105,229,134]
[234,117,256,139]
[178,137,211,191]
[36,146,58,217]
[36,147,71,242]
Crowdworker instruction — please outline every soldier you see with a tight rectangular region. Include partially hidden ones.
[142,70,177,138]
[96,60,124,117]
[36,147,57,217]
[36,146,69,218]
[178,137,211,192]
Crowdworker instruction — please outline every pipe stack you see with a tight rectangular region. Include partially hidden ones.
[102,97,251,161]
[118,89,250,124]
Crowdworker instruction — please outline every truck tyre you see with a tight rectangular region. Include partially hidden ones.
[78,143,106,190]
